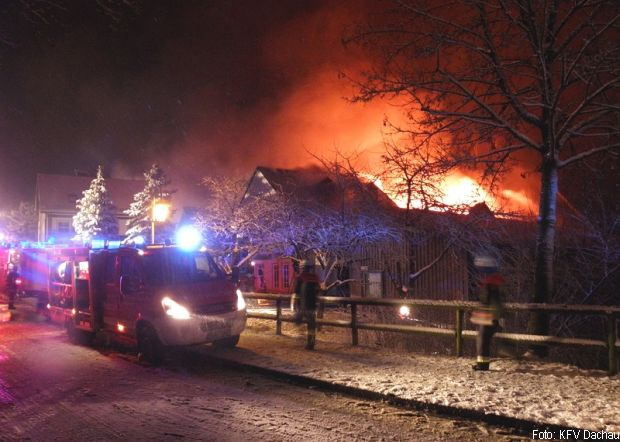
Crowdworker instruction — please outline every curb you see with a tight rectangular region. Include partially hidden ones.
[197,350,588,439]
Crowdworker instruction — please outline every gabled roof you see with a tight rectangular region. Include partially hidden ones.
[35,173,144,213]
[246,166,399,211]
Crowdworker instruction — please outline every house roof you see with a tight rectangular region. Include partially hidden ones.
[35,173,144,213]
[249,166,399,211]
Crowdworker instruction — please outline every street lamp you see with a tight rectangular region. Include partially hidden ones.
[151,199,171,244]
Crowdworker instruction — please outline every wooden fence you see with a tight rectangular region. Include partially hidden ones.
[243,292,620,375]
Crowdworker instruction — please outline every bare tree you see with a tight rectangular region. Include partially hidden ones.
[0,201,37,242]
[197,175,293,271]
[347,0,620,350]
[379,138,447,214]
[294,200,401,292]
[199,167,401,293]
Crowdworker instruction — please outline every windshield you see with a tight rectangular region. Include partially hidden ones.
[142,250,223,285]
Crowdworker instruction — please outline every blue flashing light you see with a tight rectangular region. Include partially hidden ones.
[133,236,145,246]
[107,240,121,250]
[176,226,202,251]
[91,239,106,250]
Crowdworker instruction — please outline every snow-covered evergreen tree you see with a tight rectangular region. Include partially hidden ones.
[72,166,118,242]
[124,164,174,243]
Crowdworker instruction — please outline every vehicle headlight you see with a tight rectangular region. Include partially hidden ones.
[236,288,246,311]
[161,296,191,320]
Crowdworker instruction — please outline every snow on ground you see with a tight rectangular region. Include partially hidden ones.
[203,319,620,433]
[4,296,618,434]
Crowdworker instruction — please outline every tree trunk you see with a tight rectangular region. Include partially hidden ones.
[528,158,558,356]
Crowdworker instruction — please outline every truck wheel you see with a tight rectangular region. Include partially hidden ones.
[137,324,164,365]
[213,335,240,348]
[66,322,93,345]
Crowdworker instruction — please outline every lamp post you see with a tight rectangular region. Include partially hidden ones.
[151,199,171,244]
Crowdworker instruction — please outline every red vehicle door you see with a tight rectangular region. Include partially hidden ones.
[103,249,149,337]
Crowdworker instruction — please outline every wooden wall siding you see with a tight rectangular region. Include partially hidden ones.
[349,238,411,299]
[409,236,469,300]
[409,236,470,326]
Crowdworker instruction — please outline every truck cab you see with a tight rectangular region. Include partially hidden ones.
[59,244,247,363]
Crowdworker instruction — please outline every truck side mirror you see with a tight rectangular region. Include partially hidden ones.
[120,275,137,295]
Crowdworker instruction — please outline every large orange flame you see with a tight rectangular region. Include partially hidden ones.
[371,172,535,215]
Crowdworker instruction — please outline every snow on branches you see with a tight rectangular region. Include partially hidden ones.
[72,166,118,241]
[0,201,37,242]
[198,167,401,290]
[124,164,174,243]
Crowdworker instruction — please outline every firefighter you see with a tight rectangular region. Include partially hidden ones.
[471,254,504,371]
[294,261,321,350]
[5,264,19,310]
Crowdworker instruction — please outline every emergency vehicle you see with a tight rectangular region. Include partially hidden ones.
[48,240,247,363]
[0,246,23,298]
[18,246,49,298]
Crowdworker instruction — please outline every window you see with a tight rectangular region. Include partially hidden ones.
[119,255,144,295]
[162,250,223,285]
[57,222,70,232]
[142,253,165,286]
[120,256,141,279]
[256,264,265,290]
[282,264,290,289]
[105,255,117,284]
[273,263,279,289]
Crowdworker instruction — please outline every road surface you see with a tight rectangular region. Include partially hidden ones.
[0,312,526,441]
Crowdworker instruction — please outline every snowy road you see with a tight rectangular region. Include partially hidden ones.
[0,319,527,441]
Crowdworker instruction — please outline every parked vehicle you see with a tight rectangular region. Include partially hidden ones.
[48,242,247,363]
[47,246,90,323]
[18,247,49,299]
[0,246,20,296]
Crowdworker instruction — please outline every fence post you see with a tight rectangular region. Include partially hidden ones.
[276,298,282,336]
[607,313,617,375]
[455,308,464,357]
[351,303,358,346]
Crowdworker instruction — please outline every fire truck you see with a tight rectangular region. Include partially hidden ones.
[2,243,80,309]
[47,240,247,364]
[0,246,23,299]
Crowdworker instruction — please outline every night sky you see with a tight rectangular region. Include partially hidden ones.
[1,1,615,214]
[0,0,384,208]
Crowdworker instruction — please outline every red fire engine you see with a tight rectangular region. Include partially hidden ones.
[0,246,22,298]
[47,240,247,364]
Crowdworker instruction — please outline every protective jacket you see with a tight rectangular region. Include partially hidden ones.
[295,271,320,312]
[471,273,504,325]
